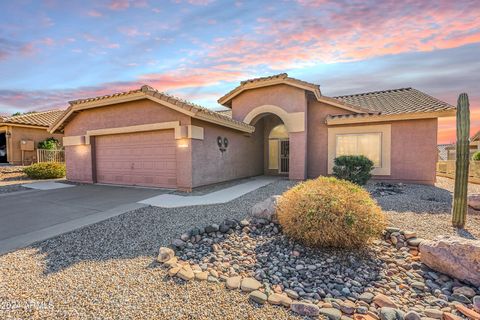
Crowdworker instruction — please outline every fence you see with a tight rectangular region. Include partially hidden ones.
[436,160,480,184]
[36,149,65,163]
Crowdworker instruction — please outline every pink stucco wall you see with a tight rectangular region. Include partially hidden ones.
[312,118,439,184]
[63,98,191,184]
[231,84,307,122]
[229,84,308,179]
[388,118,438,184]
[307,100,354,178]
[190,118,264,187]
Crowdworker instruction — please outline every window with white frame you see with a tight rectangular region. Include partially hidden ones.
[336,133,382,167]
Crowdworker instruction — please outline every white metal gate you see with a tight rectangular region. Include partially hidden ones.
[279,139,289,174]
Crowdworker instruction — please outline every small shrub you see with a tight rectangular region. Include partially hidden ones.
[333,155,374,185]
[38,137,61,150]
[277,177,386,248]
[472,151,480,161]
[24,162,66,179]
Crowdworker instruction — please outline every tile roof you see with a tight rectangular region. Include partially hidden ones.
[472,131,480,142]
[1,110,65,127]
[51,85,254,133]
[215,109,232,118]
[332,88,455,117]
[218,73,323,106]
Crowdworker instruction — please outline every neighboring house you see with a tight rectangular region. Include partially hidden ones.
[49,73,455,190]
[443,131,480,160]
[437,144,454,161]
[0,110,65,165]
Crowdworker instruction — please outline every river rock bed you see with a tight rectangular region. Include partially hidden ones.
[162,217,480,319]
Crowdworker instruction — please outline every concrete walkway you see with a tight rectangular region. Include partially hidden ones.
[22,181,75,190]
[139,176,277,208]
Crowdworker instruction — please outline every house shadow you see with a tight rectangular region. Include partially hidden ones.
[370,182,454,214]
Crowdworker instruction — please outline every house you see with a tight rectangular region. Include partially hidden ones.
[437,144,454,161]
[49,73,456,190]
[0,110,65,165]
[443,131,480,160]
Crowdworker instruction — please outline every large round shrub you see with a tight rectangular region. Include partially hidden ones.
[333,155,374,185]
[24,162,66,179]
[277,177,386,248]
[472,151,480,161]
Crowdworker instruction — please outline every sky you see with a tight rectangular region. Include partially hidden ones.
[0,0,479,144]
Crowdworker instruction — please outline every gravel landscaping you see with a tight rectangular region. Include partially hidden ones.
[165,216,480,319]
[368,177,480,239]
[1,176,480,319]
[0,165,39,193]
[0,179,301,319]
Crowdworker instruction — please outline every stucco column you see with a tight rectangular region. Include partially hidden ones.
[289,131,307,180]
[175,138,193,191]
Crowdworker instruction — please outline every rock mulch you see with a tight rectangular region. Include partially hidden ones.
[0,165,31,192]
[164,216,480,320]
[368,177,480,240]
[0,179,302,319]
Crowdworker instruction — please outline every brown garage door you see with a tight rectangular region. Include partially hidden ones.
[95,130,177,188]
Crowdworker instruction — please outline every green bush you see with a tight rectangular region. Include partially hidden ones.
[277,177,386,248]
[472,151,480,161]
[24,162,66,179]
[332,155,374,185]
[38,137,61,150]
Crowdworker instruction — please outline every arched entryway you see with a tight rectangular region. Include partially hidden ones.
[241,104,307,180]
[249,113,290,176]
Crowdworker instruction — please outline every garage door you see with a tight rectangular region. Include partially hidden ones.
[95,130,177,188]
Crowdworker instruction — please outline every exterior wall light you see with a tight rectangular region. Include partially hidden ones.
[177,139,189,148]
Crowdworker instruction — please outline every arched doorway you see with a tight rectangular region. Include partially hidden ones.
[268,124,289,174]
[248,113,290,176]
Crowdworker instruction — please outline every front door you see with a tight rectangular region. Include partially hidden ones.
[279,139,289,174]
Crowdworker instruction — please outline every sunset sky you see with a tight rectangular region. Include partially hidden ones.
[0,0,479,143]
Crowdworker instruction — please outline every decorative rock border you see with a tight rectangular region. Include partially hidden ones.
[157,197,480,319]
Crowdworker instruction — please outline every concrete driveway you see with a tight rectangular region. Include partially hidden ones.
[0,183,167,255]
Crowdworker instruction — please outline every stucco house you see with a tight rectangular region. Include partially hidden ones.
[49,73,455,190]
[1,110,64,165]
[442,131,480,160]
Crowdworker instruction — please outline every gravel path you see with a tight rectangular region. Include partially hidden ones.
[369,177,480,240]
[0,179,301,319]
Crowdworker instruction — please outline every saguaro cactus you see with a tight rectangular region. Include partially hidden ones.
[452,93,470,228]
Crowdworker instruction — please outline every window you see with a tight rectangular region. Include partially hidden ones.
[336,133,382,167]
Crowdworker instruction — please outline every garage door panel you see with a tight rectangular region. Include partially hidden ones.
[95,130,177,188]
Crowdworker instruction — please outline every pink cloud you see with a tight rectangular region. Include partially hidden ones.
[107,0,148,10]
[118,27,150,37]
[83,33,120,49]
[108,0,130,10]
[195,1,480,71]
[87,10,103,17]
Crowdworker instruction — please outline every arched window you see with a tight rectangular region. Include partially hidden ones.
[269,124,288,139]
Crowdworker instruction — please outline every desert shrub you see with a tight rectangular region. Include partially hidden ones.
[24,162,66,179]
[38,137,61,150]
[332,155,374,185]
[277,176,386,248]
[472,151,480,161]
